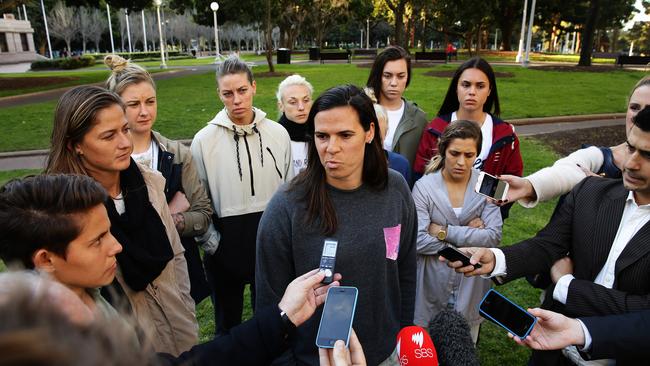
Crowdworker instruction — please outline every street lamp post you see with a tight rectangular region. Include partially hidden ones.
[125,9,133,53]
[154,0,166,68]
[39,0,53,59]
[523,0,536,66]
[106,4,115,53]
[210,2,222,61]
[142,10,148,52]
[366,19,370,49]
[515,0,528,63]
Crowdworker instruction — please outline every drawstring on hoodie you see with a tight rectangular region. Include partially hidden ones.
[252,125,264,167]
[231,122,265,196]
[232,128,243,181]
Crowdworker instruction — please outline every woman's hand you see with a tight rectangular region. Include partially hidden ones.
[467,217,485,229]
[168,191,190,214]
[428,222,443,237]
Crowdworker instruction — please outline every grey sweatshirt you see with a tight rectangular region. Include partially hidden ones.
[255,170,417,366]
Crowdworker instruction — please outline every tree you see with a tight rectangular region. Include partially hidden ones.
[48,1,77,54]
[263,0,274,72]
[384,0,408,48]
[77,6,91,53]
[489,0,523,51]
[307,0,349,47]
[83,7,108,53]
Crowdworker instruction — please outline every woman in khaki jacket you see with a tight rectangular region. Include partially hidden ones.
[45,85,198,356]
[103,54,213,305]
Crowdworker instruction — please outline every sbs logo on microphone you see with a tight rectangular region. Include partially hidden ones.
[414,348,436,359]
[411,331,424,348]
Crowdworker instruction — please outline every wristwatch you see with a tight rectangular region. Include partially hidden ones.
[280,309,296,335]
[436,226,448,241]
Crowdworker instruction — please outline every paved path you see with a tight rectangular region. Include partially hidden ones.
[0,116,625,172]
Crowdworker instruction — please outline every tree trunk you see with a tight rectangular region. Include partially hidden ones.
[264,0,275,72]
[579,0,600,66]
[393,4,406,47]
[279,24,287,48]
[611,28,619,52]
[465,31,473,57]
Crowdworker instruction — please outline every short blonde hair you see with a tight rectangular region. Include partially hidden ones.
[104,54,155,95]
[276,74,313,103]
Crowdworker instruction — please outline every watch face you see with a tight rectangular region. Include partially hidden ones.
[437,230,446,241]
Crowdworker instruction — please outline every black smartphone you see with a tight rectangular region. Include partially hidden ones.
[438,246,482,269]
[478,289,537,339]
[315,286,358,348]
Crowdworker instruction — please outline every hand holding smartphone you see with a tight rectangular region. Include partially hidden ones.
[475,171,509,201]
[478,289,537,339]
[438,246,482,269]
[316,286,358,348]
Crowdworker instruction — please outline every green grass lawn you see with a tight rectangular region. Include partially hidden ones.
[0,69,169,98]
[0,70,112,98]
[0,63,644,152]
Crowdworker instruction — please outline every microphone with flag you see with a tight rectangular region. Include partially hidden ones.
[396,326,438,365]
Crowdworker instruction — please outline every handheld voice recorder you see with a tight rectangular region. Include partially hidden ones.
[319,238,338,284]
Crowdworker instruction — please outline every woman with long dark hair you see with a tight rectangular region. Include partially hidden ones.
[414,58,523,218]
[255,85,417,366]
[366,46,428,170]
[45,86,198,356]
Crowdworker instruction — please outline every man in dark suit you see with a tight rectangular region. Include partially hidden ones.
[445,106,650,365]
[510,308,650,362]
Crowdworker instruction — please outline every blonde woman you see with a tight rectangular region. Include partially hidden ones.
[103,54,212,305]
[276,74,314,174]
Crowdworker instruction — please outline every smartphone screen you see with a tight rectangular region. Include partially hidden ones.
[479,289,536,339]
[477,173,508,200]
[316,286,358,348]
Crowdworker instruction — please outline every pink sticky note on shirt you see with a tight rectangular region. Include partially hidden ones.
[383,224,401,260]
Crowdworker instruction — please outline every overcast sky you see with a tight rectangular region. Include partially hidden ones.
[625,0,649,29]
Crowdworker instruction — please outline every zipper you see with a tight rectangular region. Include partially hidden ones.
[243,134,255,196]
[266,147,283,179]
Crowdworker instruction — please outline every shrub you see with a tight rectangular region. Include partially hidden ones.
[90,51,187,60]
[30,55,96,70]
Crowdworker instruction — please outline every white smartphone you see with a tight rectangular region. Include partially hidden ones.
[475,171,509,201]
[315,286,358,348]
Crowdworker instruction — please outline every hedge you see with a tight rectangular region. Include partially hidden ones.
[90,51,188,60]
[31,55,96,70]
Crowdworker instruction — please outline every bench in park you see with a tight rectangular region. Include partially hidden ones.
[616,55,650,67]
[353,48,377,59]
[320,50,351,64]
[592,52,619,60]
[319,50,351,63]
[414,51,447,63]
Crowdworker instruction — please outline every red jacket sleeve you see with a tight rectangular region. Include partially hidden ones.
[414,129,439,174]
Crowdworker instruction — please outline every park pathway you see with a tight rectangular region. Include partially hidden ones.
[0,115,624,171]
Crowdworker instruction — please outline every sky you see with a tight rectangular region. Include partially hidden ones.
[624,0,650,29]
